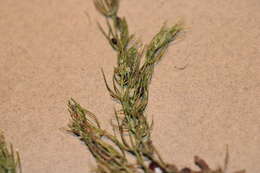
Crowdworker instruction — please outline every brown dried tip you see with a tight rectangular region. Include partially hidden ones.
[194,156,210,171]
[180,168,192,173]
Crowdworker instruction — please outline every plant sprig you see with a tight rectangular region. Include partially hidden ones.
[0,131,22,173]
[67,1,247,173]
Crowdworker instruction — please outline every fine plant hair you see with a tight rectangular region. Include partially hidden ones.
[0,131,21,173]
[67,0,246,173]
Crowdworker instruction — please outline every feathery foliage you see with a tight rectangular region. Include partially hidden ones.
[67,1,246,173]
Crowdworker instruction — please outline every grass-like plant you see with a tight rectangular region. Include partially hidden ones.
[67,0,246,173]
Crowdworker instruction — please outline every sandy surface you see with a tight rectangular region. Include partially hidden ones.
[0,0,259,172]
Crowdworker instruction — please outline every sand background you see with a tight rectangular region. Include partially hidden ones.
[0,0,259,172]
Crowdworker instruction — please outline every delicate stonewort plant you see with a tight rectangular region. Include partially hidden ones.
[67,0,246,173]
[0,0,247,173]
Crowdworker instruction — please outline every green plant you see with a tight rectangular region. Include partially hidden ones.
[66,0,247,173]
[0,131,21,173]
